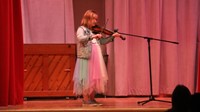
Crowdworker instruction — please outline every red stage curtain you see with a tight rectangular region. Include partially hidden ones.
[198,49,200,92]
[198,11,200,92]
[198,38,200,92]
[0,0,24,106]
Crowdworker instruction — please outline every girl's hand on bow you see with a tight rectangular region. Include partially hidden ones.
[92,34,102,39]
[112,32,121,38]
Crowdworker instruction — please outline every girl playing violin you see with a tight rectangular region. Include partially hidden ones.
[73,10,121,106]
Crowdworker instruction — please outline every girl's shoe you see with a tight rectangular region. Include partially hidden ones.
[82,100,98,106]
[91,99,103,106]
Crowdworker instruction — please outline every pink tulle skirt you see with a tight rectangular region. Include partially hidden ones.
[88,43,108,94]
[73,43,108,95]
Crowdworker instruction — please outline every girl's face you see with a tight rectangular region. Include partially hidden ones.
[81,10,99,28]
[89,15,98,27]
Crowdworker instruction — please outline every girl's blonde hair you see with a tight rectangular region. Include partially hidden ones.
[81,10,98,29]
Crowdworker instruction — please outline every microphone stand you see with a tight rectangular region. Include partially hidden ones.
[118,32,178,105]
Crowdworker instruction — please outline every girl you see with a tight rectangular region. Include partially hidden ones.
[73,10,121,106]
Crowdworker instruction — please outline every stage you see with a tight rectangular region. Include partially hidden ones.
[0,96,171,112]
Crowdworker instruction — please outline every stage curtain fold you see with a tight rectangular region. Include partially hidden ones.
[0,0,24,106]
[198,12,200,92]
[198,43,200,92]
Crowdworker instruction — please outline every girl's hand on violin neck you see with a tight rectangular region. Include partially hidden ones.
[112,32,121,38]
[92,34,102,39]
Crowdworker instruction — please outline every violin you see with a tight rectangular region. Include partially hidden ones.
[92,25,126,40]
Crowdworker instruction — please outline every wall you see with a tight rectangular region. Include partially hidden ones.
[73,0,105,31]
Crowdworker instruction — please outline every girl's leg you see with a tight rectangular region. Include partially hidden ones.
[83,93,89,102]
[83,89,90,102]
[89,91,102,105]
[89,90,96,100]
[82,90,98,106]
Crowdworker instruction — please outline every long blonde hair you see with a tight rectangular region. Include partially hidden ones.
[81,10,98,29]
